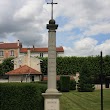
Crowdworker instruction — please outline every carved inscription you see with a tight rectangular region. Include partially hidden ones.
[48,68,56,73]
[46,99,59,110]
[48,52,56,58]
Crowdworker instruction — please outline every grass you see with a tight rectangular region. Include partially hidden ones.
[60,89,110,110]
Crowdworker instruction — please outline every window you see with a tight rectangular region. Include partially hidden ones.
[0,50,4,56]
[31,76,34,82]
[40,53,43,57]
[10,50,14,56]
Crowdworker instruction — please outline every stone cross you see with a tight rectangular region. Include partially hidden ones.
[47,0,58,19]
[42,1,61,110]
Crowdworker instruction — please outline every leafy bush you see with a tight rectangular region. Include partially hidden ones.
[70,80,76,90]
[36,81,47,85]
[60,76,70,92]
[77,62,95,92]
[57,80,60,91]
[0,83,47,110]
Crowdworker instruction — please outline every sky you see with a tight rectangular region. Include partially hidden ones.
[0,0,110,56]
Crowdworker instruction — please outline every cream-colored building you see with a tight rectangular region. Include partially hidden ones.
[0,40,64,63]
[2,40,64,82]
[6,65,42,82]
[5,49,42,82]
[13,49,41,71]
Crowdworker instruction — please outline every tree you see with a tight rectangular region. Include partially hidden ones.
[1,57,14,75]
[0,64,3,75]
[77,61,95,92]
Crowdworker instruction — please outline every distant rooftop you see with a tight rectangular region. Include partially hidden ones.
[20,46,64,53]
[0,43,19,49]
[5,65,41,75]
[0,41,64,52]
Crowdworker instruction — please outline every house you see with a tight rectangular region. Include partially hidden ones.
[0,40,21,63]
[5,49,42,82]
[0,40,64,63]
[5,65,42,82]
[12,48,41,71]
[1,40,64,82]
[20,46,64,58]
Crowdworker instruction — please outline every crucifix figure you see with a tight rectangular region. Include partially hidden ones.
[47,0,58,19]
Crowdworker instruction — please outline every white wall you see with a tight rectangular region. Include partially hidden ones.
[20,52,64,58]
[8,75,41,82]
[13,54,41,72]
[9,75,21,82]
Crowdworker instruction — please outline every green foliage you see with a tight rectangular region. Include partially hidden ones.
[70,80,76,90]
[40,57,48,75]
[60,76,70,92]
[0,57,14,75]
[105,77,110,88]
[103,55,110,76]
[0,83,46,110]
[77,62,95,92]
[0,64,3,75]
[37,81,47,85]
[41,56,110,83]
[56,57,84,75]
[57,80,60,91]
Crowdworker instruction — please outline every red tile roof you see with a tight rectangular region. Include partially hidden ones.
[0,42,64,53]
[43,75,75,81]
[20,46,64,53]
[0,43,19,49]
[5,65,42,75]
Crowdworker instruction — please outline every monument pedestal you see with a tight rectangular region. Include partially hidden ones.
[42,92,62,110]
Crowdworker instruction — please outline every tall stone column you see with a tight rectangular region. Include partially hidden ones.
[42,19,62,110]
[46,19,58,93]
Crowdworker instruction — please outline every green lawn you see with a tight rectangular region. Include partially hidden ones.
[60,89,110,110]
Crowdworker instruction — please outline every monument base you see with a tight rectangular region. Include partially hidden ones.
[42,92,62,110]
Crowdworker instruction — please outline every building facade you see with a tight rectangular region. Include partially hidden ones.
[0,40,64,63]
[5,65,42,82]
[0,40,21,63]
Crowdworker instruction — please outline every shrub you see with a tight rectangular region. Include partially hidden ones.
[70,80,76,90]
[37,81,47,85]
[57,80,60,91]
[77,62,95,92]
[0,83,47,110]
[60,75,70,92]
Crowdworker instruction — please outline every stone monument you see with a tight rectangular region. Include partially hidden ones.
[42,0,62,110]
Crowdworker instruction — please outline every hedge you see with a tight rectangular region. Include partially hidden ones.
[0,83,47,110]
[60,76,70,92]
[70,80,76,90]
[40,56,110,83]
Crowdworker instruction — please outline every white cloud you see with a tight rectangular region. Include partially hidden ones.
[55,0,110,35]
[84,23,110,36]
[0,0,48,47]
[64,38,110,56]
[14,0,44,21]
[74,38,97,50]
[0,0,110,56]
[95,39,110,55]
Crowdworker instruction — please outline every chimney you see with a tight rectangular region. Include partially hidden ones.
[27,48,31,67]
[17,40,20,46]
[33,45,35,51]
[17,40,20,57]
